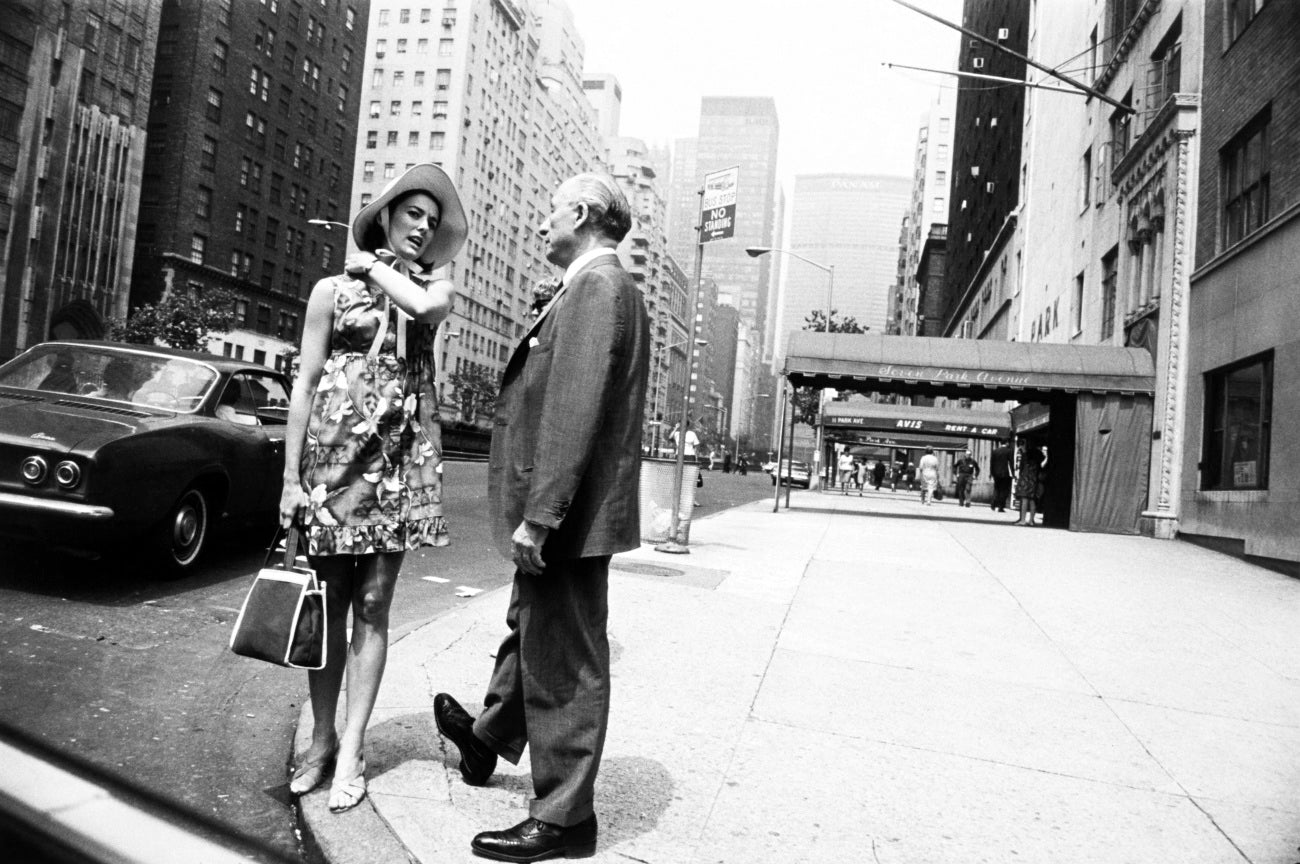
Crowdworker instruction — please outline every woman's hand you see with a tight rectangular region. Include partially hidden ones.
[344,252,382,279]
[279,481,309,529]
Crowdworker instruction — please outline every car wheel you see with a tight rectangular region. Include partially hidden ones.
[156,487,210,577]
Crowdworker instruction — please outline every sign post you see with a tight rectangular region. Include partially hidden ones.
[656,166,739,554]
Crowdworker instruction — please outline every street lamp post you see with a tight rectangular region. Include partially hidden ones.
[746,246,836,490]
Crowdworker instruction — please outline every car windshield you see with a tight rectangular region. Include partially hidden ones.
[0,343,219,412]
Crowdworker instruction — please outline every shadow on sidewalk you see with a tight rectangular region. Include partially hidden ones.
[783,504,1053,529]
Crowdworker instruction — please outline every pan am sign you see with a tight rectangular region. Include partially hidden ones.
[700,166,738,242]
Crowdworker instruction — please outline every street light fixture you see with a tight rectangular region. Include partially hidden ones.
[307,219,350,230]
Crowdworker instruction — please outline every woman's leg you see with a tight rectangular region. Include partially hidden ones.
[335,550,404,777]
[293,556,354,789]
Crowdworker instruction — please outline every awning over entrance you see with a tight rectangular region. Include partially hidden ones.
[823,402,1011,440]
[784,333,1156,400]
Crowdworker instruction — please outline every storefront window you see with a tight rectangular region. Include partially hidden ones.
[1202,352,1272,490]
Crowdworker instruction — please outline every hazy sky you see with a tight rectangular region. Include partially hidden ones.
[562,0,965,182]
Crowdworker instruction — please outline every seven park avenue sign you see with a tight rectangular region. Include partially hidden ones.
[700,166,738,242]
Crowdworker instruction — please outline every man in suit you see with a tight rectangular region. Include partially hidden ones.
[435,173,649,862]
[989,438,1014,513]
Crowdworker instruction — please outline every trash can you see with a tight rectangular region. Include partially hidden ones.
[639,457,699,545]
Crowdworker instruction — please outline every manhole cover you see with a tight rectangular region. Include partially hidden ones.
[610,562,683,578]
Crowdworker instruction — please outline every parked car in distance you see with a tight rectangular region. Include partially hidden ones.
[767,458,812,488]
[0,341,293,576]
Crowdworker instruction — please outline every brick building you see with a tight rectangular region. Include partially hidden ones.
[1180,0,1300,565]
[132,0,367,370]
[0,0,163,359]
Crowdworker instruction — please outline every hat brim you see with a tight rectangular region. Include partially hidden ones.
[351,163,468,269]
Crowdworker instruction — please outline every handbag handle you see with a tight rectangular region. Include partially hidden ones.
[264,524,304,570]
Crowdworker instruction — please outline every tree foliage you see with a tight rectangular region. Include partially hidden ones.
[791,308,869,426]
[448,365,500,424]
[108,288,239,352]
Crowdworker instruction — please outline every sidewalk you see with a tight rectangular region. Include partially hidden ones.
[298,488,1300,864]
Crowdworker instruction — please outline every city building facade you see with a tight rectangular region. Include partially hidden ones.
[779,173,910,350]
[1181,0,1299,565]
[132,0,366,371]
[0,0,163,359]
[892,86,955,336]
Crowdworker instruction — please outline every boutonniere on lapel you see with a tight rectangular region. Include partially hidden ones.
[529,277,562,320]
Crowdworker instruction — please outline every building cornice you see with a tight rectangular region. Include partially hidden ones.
[1114,94,1200,193]
[1095,0,1163,95]
[1190,200,1300,285]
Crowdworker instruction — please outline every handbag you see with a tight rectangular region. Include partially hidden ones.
[229,526,328,670]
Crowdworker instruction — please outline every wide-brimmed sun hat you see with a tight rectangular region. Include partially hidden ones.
[351,163,467,269]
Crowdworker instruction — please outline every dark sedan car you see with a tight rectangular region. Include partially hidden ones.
[0,341,292,576]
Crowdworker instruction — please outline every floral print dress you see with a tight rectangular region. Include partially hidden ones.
[299,274,448,556]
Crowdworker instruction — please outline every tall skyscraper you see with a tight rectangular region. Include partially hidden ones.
[894,86,956,336]
[780,173,911,353]
[581,72,620,141]
[132,0,366,370]
[352,0,603,413]
[0,0,163,359]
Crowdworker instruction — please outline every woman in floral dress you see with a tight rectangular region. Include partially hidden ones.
[279,165,467,813]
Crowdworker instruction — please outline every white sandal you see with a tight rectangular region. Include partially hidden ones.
[328,758,367,813]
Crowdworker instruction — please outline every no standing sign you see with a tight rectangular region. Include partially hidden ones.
[700,166,739,243]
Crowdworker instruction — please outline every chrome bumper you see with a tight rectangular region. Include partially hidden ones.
[0,492,114,520]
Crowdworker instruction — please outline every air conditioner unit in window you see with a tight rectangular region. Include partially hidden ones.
[973,57,985,69]
[997,27,1010,39]
[986,182,995,193]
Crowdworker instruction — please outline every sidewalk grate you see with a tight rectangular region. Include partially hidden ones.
[611,561,684,578]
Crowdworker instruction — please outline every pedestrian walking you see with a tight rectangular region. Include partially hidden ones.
[855,458,869,495]
[872,459,886,490]
[918,448,940,505]
[737,452,748,475]
[279,163,466,813]
[837,450,855,494]
[953,448,981,507]
[989,438,1014,512]
[722,446,732,474]
[433,172,648,862]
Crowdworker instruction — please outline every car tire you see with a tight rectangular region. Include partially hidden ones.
[155,487,210,578]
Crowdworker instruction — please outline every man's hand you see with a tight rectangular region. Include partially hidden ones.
[512,520,550,575]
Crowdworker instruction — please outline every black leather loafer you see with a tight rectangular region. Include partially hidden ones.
[471,815,597,862]
[433,693,498,786]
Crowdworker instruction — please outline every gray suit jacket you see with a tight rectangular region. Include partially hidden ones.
[487,255,650,561]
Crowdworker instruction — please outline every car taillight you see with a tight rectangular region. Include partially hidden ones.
[55,460,81,489]
[20,455,48,485]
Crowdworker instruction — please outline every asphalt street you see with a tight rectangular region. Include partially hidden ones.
[0,461,772,862]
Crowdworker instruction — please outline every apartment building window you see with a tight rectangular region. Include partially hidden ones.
[235,204,248,234]
[411,100,423,116]
[240,156,252,187]
[196,186,212,219]
[212,39,228,74]
[414,71,425,86]
[321,243,333,270]
[438,38,453,56]
[366,130,377,149]
[191,234,207,265]
[270,172,283,203]
[1080,147,1092,210]
[1226,0,1268,45]
[337,83,348,114]
[206,88,223,122]
[387,130,398,146]
[1202,351,1272,490]
[368,100,380,118]
[257,304,272,334]
[408,131,419,146]
[400,8,410,23]
[378,9,389,25]
[435,69,451,90]
[1088,26,1098,81]
[376,38,387,56]
[217,0,231,27]
[430,131,445,150]
[390,100,401,115]
[262,264,275,294]
[363,161,375,182]
[433,100,447,118]
[1100,245,1118,340]
[346,6,356,29]
[372,68,383,87]
[394,70,405,86]
[1071,271,1084,336]
[421,8,432,22]
[341,45,352,73]
[1109,89,1133,165]
[397,38,407,53]
[234,299,249,327]
[1221,106,1270,249]
[201,136,218,171]
[266,218,279,249]
[84,13,102,51]
[383,162,396,179]
[416,38,428,53]
[1150,17,1182,107]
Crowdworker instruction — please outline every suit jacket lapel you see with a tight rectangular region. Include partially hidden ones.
[507,255,618,366]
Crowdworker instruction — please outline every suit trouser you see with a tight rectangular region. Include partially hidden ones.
[993,476,1012,509]
[473,555,611,826]
[956,475,973,504]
